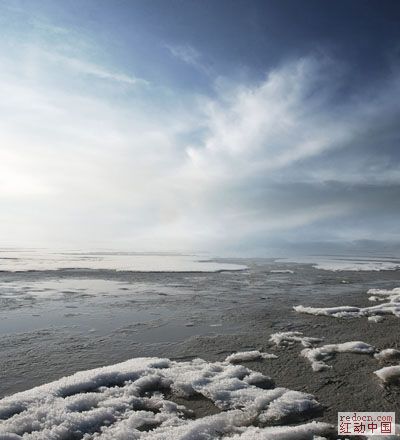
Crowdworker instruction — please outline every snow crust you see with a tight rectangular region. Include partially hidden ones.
[0,356,330,439]
[294,287,400,321]
[301,341,376,371]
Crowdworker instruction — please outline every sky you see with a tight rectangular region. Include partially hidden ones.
[1,0,400,255]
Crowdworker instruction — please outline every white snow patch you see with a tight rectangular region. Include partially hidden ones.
[269,332,322,348]
[0,356,327,439]
[225,351,278,364]
[293,305,361,318]
[374,365,400,384]
[368,315,384,323]
[374,349,400,362]
[368,287,400,298]
[301,341,376,371]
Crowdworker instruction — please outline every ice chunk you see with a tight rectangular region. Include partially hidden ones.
[301,341,376,371]
[225,351,278,364]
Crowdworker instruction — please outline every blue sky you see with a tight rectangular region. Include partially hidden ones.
[1,0,400,254]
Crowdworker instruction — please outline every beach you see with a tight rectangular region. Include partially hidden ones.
[1,254,400,438]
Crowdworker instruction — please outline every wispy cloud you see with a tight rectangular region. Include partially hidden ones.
[41,51,149,86]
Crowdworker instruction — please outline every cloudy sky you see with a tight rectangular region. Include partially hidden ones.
[1,0,400,255]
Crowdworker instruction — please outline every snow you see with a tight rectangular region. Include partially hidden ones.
[368,287,400,297]
[269,330,394,373]
[374,348,400,362]
[294,287,400,321]
[293,305,361,318]
[228,421,334,439]
[374,365,400,384]
[368,315,384,323]
[0,356,329,439]
[301,341,376,371]
[269,332,322,348]
[225,351,278,364]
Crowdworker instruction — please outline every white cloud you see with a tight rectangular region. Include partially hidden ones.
[1,46,400,252]
[42,51,149,86]
[184,57,354,181]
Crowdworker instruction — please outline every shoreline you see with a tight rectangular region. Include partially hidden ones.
[1,260,400,437]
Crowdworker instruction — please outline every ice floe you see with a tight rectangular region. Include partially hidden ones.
[269,331,322,348]
[294,287,400,321]
[225,351,278,364]
[301,341,376,372]
[0,356,331,439]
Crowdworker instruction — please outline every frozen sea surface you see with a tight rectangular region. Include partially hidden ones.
[285,255,400,271]
[0,249,247,272]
